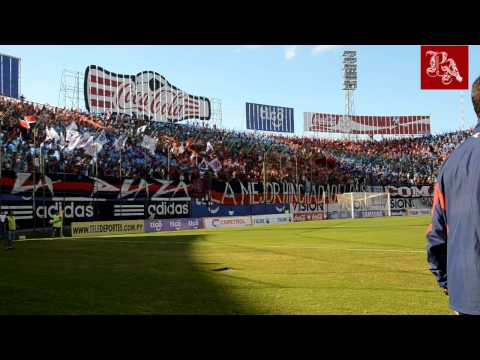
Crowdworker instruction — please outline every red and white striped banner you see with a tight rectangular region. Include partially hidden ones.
[303,112,431,135]
[84,65,211,122]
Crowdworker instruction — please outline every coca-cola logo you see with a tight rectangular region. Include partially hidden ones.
[85,66,212,122]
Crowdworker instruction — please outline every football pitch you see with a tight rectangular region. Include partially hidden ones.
[0,215,451,315]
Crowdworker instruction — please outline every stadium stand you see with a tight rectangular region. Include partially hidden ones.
[0,95,472,188]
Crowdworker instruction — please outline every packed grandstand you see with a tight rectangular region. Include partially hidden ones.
[0,95,471,189]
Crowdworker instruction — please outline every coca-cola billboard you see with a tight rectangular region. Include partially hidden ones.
[84,65,211,122]
[304,112,431,135]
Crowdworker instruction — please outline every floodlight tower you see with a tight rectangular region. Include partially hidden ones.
[343,50,357,139]
[58,69,84,111]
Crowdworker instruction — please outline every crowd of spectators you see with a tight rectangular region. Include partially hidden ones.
[0,96,473,188]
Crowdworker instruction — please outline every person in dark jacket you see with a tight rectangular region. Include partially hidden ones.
[427,76,480,315]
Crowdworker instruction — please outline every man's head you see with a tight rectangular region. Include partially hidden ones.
[472,76,480,119]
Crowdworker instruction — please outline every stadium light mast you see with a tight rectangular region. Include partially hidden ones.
[343,50,357,140]
[58,69,84,111]
[460,90,465,131]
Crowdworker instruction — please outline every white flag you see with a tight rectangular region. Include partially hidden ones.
[77,132,92,149]
[208,158,222,173]
[85,141,103,157]
[79,135,94,150]
[141,135,157,155]
[66,121,78,132]
[45,127,60,142]
[66,132,81,152]
[66,129,80,144]
[198,158,209,173]
[114,136,127,151]
[206,141,214,153]
[96,131,108,146]
[59,133,66,149]
[137,125,147,135]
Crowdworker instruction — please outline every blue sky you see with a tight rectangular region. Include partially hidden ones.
[1,45,478,135]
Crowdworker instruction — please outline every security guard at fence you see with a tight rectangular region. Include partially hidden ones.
[5,210,16,250]
[51,209,63,238]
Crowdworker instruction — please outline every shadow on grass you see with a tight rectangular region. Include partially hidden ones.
[0,233,256,315]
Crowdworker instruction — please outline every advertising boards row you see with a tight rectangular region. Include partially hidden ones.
[71,214,294,237]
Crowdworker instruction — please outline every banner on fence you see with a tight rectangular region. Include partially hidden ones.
[71,219,144,237]
[252,213,293,226]
[144,218,202,232]
[202,216,252,229]
[192,199,290,217]
[294,212,326,222]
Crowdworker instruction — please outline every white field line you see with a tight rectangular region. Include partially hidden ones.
[262,245,424,253]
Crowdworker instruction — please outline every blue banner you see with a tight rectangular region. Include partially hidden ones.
[0,53,21,99]
[192,199,290,218]
[246,102,294,133]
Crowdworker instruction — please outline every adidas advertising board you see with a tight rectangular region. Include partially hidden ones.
[146,201,191,219]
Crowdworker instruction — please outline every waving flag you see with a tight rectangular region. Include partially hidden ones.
[113,136,128,151]
[66,128,80,143]
[66,121,78,132]
[198,158,209,173]
[208,158,222,174]
[18,115,36,130]
[45,127,60,142]
[140,135,157,155]
[136,125,147,135]
[66,132,82,152]
[96,131,109,146]
[77,133,93,149]
[206,141,214,153]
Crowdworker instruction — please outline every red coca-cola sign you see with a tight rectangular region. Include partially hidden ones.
[84,65,211,122]
[421,46,469,90]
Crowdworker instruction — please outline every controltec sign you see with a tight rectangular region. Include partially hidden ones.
[203,216,252,229]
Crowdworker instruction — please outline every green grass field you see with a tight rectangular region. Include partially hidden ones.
[0,215,451,315]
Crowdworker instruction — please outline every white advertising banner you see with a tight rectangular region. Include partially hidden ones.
[203,216,252,229]
[252,214,293,226]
